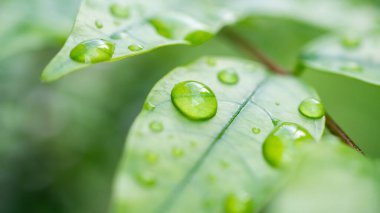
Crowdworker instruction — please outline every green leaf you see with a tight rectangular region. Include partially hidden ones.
[42,0,378,82]
[111,57,325,213]
[266,142,380,213]
[299,33,380,86]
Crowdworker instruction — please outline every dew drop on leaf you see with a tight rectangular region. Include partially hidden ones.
[95,20,103,29]
[218,69,239,85]
[251,127,261,135]
[144,151,159,165]
[271,118,280,126]
[298,98,325,119]
[110,3,130,18]
[171,147,184,158]
[69,39,115,64]
[135,171,156,187]
[224,192,254,213]
[144,101,156,111]
[263,122,314,168]
[341,35,361,49]
[340,62,363,72]
[149,121,164,133]
[149,18,173,39]
[128,44,144,52]
[185,30,213,45]
[110,32,127,40]
[206,57,217,67]
[171,81,217,121]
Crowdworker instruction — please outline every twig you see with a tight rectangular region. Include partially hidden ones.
[223,29,364,155]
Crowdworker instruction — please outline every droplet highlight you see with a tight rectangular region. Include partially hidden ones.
[298,98,325,119]
[70,39,115,64]
[263,122,314,168]
[218,69,239,85]
[171,81,217,121]
[224,192,254,213]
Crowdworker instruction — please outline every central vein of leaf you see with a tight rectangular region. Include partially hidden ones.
[156,75,270,212]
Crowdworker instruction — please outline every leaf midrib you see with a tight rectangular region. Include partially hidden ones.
[156,75,271,212]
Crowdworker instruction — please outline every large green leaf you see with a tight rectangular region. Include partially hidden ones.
[42,0,378,82]
[111,57,325,213]
[299,33,380,86]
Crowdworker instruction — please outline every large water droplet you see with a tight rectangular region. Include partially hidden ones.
[224,192,254,213]
[149,18,173,39]
[70,39,115,64]
[149,121,164,133]
[185,30,213,45]
[136,171,156,187]
[341,35,361,49]
[218,69,239,85]
[110,4,130,18]
[95,20,103,29]
[340,62,363,72]
[171,81,217,120]
[144,151,159,165]
[298,98,325,119]
[128,44,144,52]
[263,122,314,168]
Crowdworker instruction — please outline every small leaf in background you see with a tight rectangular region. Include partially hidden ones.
[299,33,380,86]
[41,0,378,82]
[112,57,325,213]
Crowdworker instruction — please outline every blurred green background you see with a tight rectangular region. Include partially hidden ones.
[0,0,379,212]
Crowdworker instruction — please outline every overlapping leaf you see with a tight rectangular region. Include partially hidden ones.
[42,0,378,82]
[111,57,325,213]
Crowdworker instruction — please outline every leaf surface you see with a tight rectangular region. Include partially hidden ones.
[42,0,378,81]
[299,33,380,86]
[112,57,325,213]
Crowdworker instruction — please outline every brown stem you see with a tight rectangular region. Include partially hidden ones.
[223,29,364,154]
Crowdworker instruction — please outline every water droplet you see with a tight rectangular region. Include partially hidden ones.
[110,32,127,40]
[128,44,143,52]
[95,20,103,29]
[136,171,156,187]
[171,147,184,158]
[218,69,239,85]
[207,174,217,183]
[149,18,173,39]
[341,35,361,49]
[298,98,325,119]
[171,81,217,121]
[185,30,213,45]
[220,160,230,169]
[110,3,130,18]
[190,141,198,148]
[144,151,159,165]
[272,118,280,126]
[144,102,156,111]
[224,192,254,213]
[263,122,314,168]
[206,57,217,67]
[70,39,115,64]
[340,62,363,72]
[275,102,280,106]
[251,127,261,135]
[149,121,163,133]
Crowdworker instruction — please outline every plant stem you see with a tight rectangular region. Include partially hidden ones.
[223,29,364,154]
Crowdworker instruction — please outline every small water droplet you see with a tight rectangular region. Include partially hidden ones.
[224,192,254,213]
[95,20,103,29]
[136,171,156,187]
[207,174,217,183]
[149,18,173,39]
[110,3,130,18]
[144,151,159,165]
[128,44,144,52]
[340,62,363,72]
[272,118,280,126]
[149,121,164,133]
[251,127,261,135]
[263,122,314,168]
[111,32,127,40]
[298,98,325,119]
[206,57,217,67]
[218,69,239,85]
[190,141,198,148]
[220,160,230,169]
[275,102,280,106]
[171,147,184,158]
[70,39,115,64]
[171,81,217,121]
[203,199,216,209]
[144,101,156,111]
[341,35,361,49]
[185,30,213,45]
